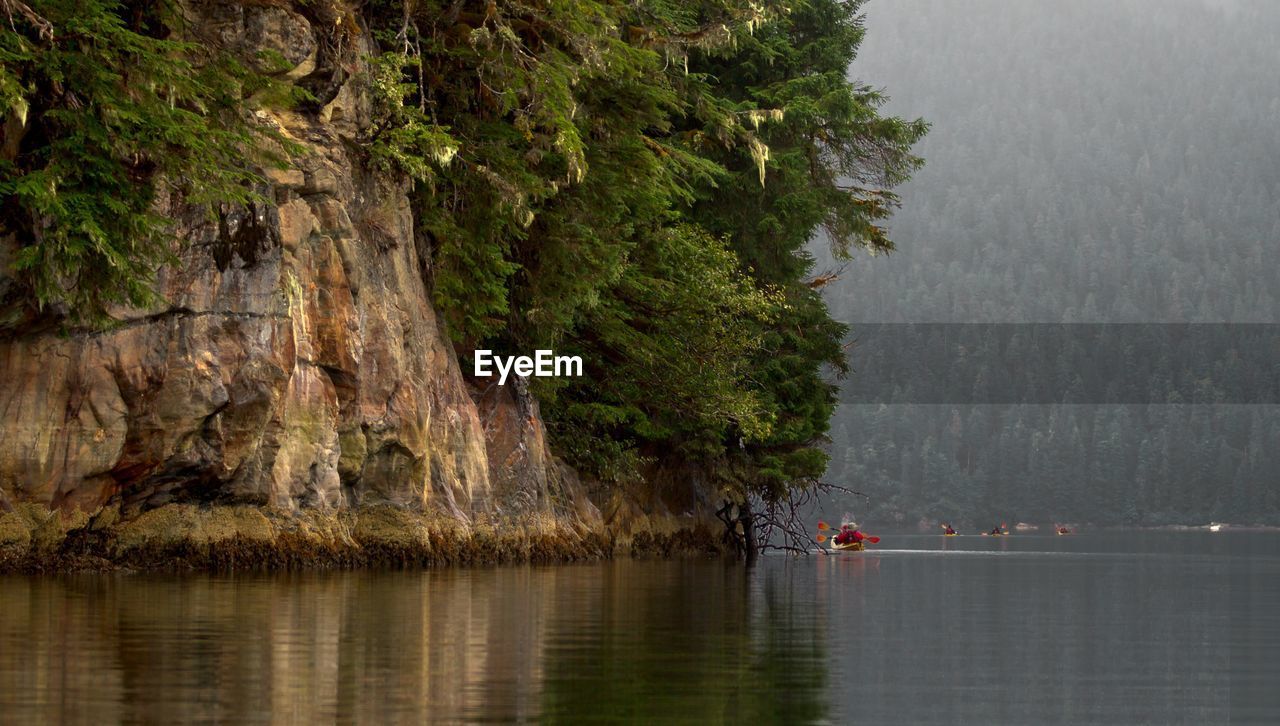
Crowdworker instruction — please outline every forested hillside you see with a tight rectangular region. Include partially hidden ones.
[823,0,1280,527]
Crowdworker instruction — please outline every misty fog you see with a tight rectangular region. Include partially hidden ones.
[821,0,1280,527]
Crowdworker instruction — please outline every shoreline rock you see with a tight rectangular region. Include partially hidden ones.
[0,502,727,574]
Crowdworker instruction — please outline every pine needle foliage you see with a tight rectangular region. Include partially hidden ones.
[680,0,928,499]
[364,0,926,500]
[0,0,291,323]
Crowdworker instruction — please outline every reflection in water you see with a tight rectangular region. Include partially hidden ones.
[0,560,829,723]
[1,534,1277,723]
[538,561,828,722]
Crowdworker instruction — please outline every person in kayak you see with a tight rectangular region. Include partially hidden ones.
[1057,525,1071,535]
[942,523,958,535]
[834,524,866,545]
[989,525,1004,535]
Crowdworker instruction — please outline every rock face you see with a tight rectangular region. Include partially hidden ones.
[0,2,586,530]
[0,2,730,571]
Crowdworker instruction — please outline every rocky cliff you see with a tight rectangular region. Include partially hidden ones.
[0,2,718,570]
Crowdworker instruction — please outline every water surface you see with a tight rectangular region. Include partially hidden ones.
[1,532,1276,723]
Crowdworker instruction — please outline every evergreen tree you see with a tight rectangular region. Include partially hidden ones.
[0,0,290,324]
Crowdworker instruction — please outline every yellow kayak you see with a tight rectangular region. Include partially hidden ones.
[830,539,865,552]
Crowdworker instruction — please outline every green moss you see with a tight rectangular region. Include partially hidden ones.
[112,504,204,552]
[203,506,276,543]
[0,511,32,547]
[351,505,432,550]
[112,504,277,555]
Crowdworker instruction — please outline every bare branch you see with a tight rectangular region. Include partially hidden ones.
[3,0,53,41]
[750,479,867,556]
[805,264,849,289]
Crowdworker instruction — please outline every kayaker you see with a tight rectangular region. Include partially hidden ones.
[989,526,1003,536]
[835,524,866,545]
[1057,525,1070,535]
[942,523,957,535]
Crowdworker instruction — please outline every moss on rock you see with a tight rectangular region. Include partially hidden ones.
[0,510,33,548]
[0,502,729,574]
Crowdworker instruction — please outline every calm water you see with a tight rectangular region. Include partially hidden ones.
[1,532,1277,723]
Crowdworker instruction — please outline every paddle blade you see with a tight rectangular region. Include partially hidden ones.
[866,536,881,544]
[817,521,831,531]
[816,534,827,543]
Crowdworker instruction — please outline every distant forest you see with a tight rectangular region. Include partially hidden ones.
[820,0,1280,527]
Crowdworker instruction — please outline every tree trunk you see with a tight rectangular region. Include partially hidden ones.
[738,498,757,565]
[716,498,759,564]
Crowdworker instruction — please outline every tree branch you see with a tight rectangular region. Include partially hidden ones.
[751,479,869,556]
[2,0,53,41]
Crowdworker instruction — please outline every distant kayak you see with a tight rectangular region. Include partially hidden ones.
[944,532,959,537]
[830,540,865,552]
